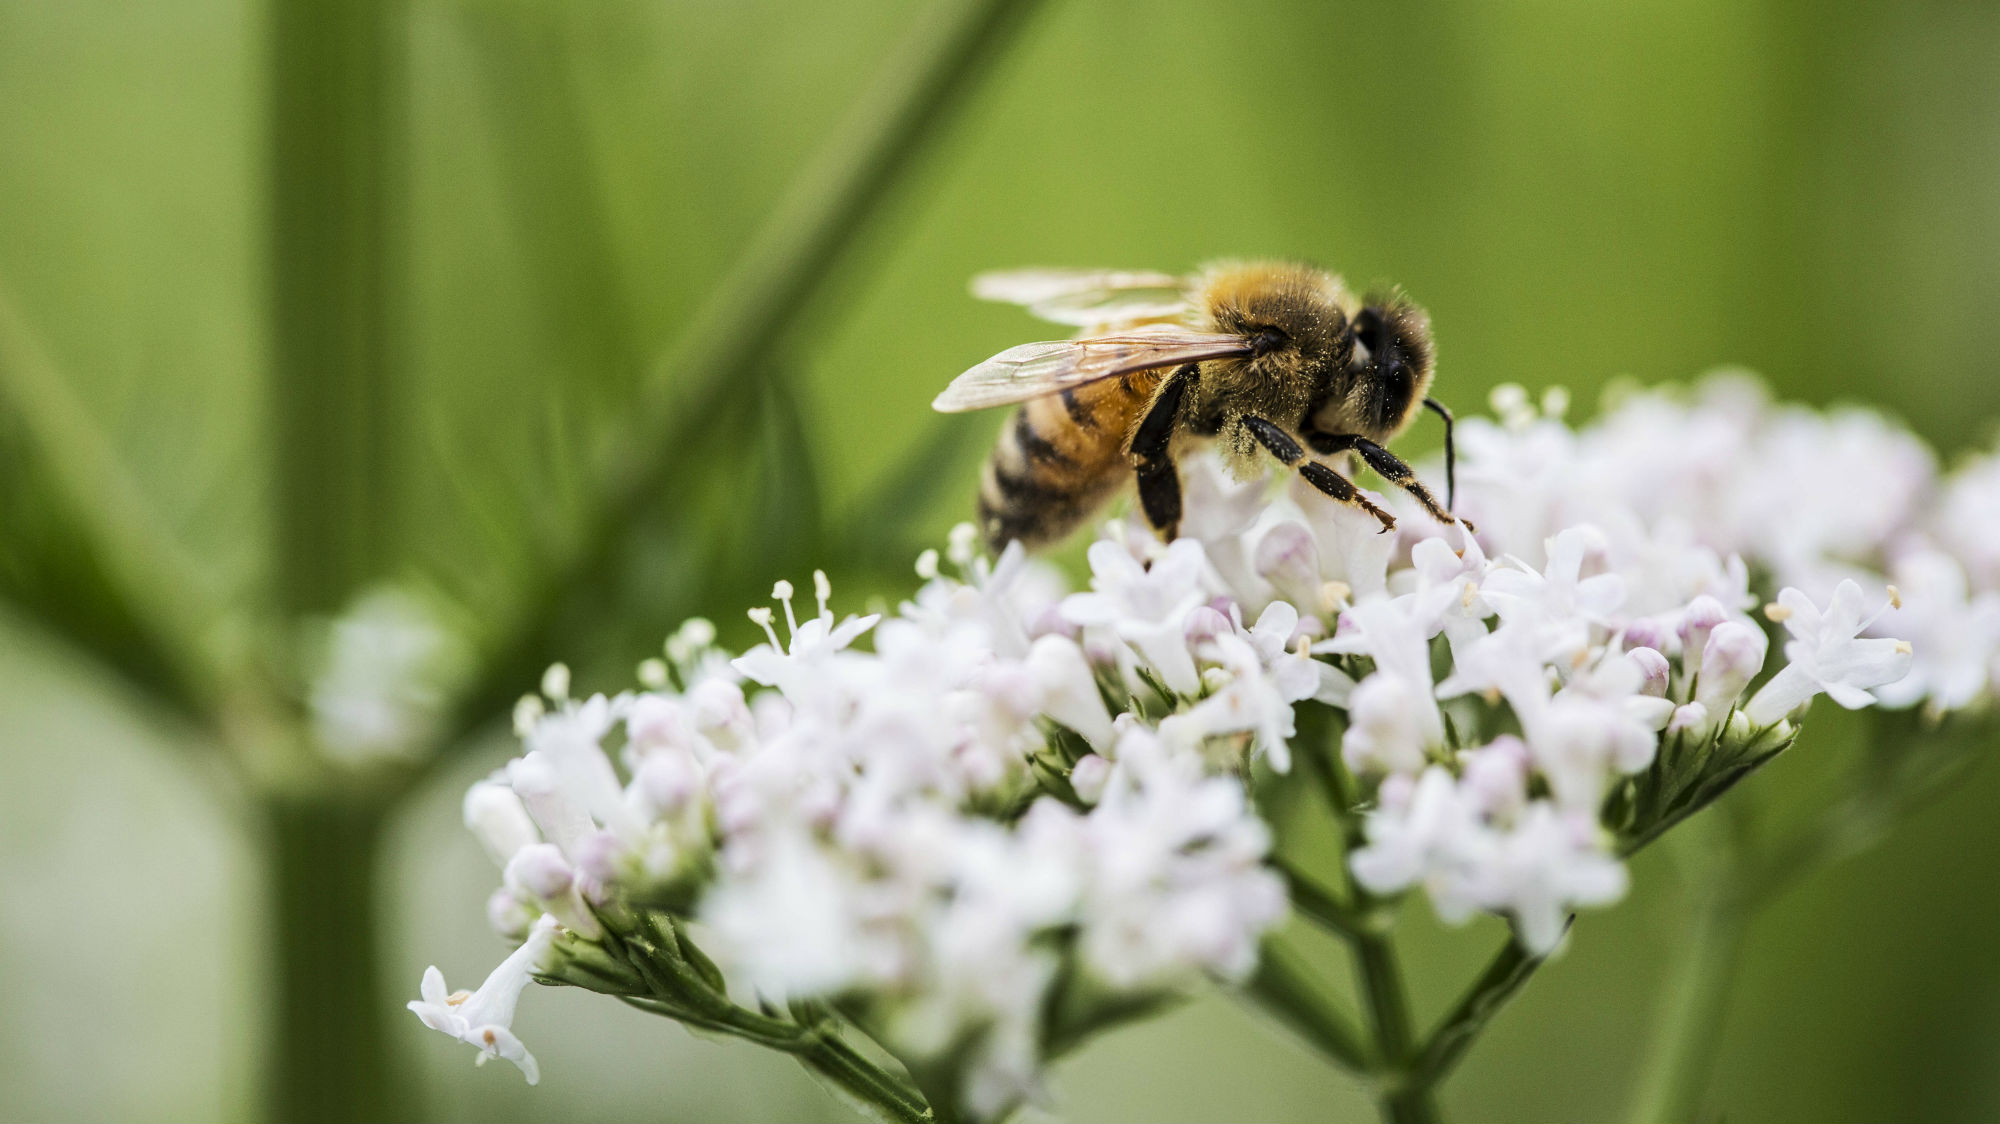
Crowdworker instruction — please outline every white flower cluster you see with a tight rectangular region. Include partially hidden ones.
[440,547,1291,1116]
[413,375,1998,1111]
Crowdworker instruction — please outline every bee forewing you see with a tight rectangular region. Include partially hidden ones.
[932,327,1251,413]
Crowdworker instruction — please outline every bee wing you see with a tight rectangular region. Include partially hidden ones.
[933,326,1251,413]
[970,268,1196,327]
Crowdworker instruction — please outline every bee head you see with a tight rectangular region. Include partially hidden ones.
[1348,295,1435,435]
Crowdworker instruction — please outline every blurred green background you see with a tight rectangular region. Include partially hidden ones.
[5,0,2000,1121]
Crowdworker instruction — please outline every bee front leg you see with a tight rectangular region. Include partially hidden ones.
[1130,364,1198,541]
[1304,430,1464,529]
[1245,416,1397,534]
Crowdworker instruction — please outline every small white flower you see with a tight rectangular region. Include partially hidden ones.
[1318,597,1446,754]
[733,574,880,700]
[1349,768,1486,923]
[1744,581,1913,725]
[306,588,468,763]
[1062,539,1211,696]
[1874,547,2000,712]
[408,914,560,1084]
[1472,803,1626,954]
[1480,525,1626,669]
[1395,525,1494,664]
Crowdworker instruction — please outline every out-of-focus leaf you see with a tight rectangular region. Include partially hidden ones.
[0,286,224,727]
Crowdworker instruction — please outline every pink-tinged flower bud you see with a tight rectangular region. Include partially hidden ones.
[1342,672,1429,776]
[1070,754,1111,803]
[1254,521,1323,609]
[485,888,535,940]
[574,829,628,890]
[976,661,1039,719]
[1667,701,1709,735]
[626,694,693,752]
[1678,596,1730,675]
[634,752,700,819]
[1460,735,1529,818]
[688,679,753,744]
[1694,622,1767,715]
[506,842,575,900]
[1183,605,1234,647]
[1625,646,1671,698]
[1029,635,1115,749]
[1620,618,1667,654]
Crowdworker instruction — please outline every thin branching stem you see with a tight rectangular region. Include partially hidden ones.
[428,0,1051,768]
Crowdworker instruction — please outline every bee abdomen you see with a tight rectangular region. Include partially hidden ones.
[977,395,1128,553]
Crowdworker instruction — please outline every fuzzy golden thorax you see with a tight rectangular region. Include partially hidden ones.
[1181,261,1356,474]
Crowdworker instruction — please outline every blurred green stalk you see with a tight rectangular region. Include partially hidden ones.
[262,0,408,1117]
[251,0,1046,1117]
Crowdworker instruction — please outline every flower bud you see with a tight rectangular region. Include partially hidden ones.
[1694,621,1767,715]
[1459,735,1529,819]
[634,752,701,819]
[626,694,693,752]
[1678,596,1729,675]
[1070,754,1111,804]
[464,778,541,868]
[1620,618,1667,654]
[1253,520,1323,608]
[1624,646,1671,698]
[1183,605,1234,648]
[1342,673,1428,776]
[1028,635,1115,749]
[505,842,575,900]
[506,752,598,858]
[1667,701,1709,735]
[486,888,535,940]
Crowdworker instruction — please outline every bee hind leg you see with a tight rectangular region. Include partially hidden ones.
[1245,416,1396,534]
[1304,430,1468,531]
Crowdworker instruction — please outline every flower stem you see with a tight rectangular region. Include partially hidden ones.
[261,791,400,1122]
[1353,927,1440,1124]
[427,0,1053,763]
[1244,941,1373,1071]
[798,1032,933,1124]
[1624,884,1747,1123]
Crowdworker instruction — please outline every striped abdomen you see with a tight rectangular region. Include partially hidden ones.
[978,372,1162,552]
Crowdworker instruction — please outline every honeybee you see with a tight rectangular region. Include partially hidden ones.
[934,261,1465,553]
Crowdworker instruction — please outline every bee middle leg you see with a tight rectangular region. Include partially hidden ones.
[1304,430,1462,528]
[1244,416,1397,534]
[1129,363,1199,541]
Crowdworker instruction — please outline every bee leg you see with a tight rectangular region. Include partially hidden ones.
[1304,430,1466,530]
[1246,416,1396,534]
[1129,364,1198,541]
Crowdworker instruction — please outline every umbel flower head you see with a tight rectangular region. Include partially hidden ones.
[407,375,1999,1119]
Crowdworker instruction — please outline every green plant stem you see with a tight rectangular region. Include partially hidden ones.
[267,0,406,617]
[603,918,930,1123]
[262,791,399,1123]
[1623,711,1980,1122]
[1413,935,1550,1091]
[798,1033,933,1124]
[1353,927,1440,1124]
[431,0,1051,762]
[1244,941,1373,1072]
[1624,883,1747,1123]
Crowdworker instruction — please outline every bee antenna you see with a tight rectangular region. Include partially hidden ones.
[1422,397,1457,511]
